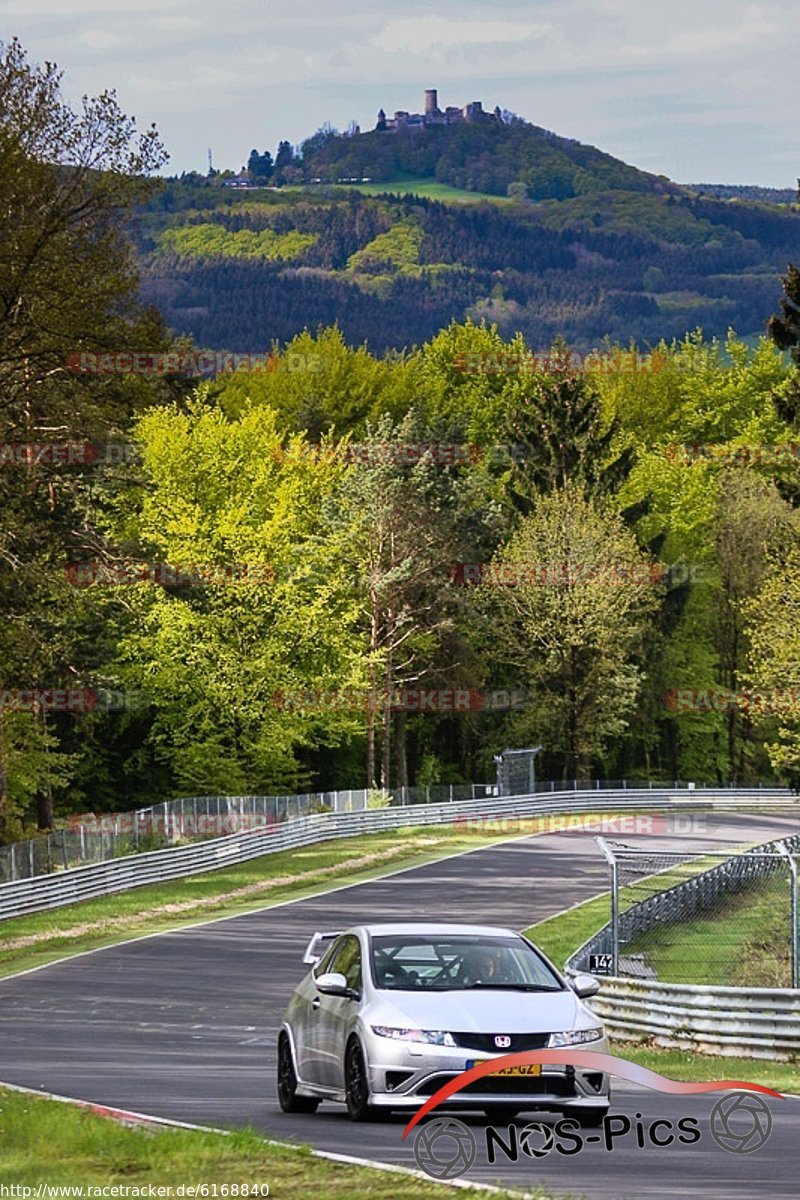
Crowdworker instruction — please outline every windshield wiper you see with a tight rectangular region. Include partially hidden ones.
[464,983,563,991]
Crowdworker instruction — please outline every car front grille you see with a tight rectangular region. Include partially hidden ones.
[417,1073,575,1098]
[450,1032,551,1052]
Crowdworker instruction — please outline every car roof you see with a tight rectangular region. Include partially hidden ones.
[349,923,523,938]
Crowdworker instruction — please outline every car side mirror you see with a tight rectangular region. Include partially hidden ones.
[571,973,600,999]
[315,971,352,997]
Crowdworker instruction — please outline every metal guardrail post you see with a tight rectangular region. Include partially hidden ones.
[597,836,619,975]
[779,842,799,988]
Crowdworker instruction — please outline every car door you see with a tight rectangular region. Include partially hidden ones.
[314,934,363,1089]
[294,939,340,1086]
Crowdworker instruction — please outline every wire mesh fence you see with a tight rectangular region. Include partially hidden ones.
[0,784,497,884]
[578,834,800,988]
[0,778,792,887]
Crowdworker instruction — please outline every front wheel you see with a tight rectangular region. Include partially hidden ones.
[277,1033,319,1113]
[344,1037,375,1121]
[484,1106,521,1121]
[576,1107,608,1128]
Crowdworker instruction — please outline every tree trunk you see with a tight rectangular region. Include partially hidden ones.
[36,790,54,831]
[0,710,7,840]
[380,650,393,789]
[395,710,408,789]
[36,709,54,830]
[366,593,379,786]
[666,718,678,781]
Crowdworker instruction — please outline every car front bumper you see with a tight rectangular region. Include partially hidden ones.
[363,1037,610,1110]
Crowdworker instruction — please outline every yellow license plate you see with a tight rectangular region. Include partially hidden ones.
[467,1062,542,1077]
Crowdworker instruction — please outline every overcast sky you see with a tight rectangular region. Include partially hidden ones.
[1,0,797,186]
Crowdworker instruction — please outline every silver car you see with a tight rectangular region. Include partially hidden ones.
[277,922,609,1123]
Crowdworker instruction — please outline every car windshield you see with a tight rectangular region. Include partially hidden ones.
[370,933,563,991]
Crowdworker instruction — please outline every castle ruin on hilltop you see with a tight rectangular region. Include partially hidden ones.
[376,89,503,132]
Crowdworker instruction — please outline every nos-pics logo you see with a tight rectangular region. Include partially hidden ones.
[412,1097,774,1180]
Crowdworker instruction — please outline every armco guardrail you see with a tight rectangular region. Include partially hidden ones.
[0,784,497,884]
[0,787,791,922]
[2,778,789,885]
[585,976,800,1060]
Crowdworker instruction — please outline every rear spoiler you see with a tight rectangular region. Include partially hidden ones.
[303,930,342,966]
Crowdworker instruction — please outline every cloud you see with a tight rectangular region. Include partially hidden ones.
[79,29,124,50]
[1,0,795,184]
[153,16,202,31]
[372,16,553,54]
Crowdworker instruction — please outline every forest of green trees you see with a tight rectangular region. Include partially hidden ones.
[3,38,800,842]
[287,116,668,199]
[137,180,800,354]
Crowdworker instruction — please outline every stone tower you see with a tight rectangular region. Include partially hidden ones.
[424,89,438,117]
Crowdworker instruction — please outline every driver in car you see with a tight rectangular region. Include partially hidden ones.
[461,946,509,984]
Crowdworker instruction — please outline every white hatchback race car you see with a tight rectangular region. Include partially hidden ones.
[278,922,609,1122]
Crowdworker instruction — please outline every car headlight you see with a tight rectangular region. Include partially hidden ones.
[548,1027,604,1047]
[371,1026,456,1047]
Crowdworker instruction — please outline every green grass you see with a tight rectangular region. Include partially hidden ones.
[326,178,510,204]
[624,875,791,987]
[524,844,764,977]
[0,1087,555,1197]
[606,1045,800,1095]
[525,894,612,970]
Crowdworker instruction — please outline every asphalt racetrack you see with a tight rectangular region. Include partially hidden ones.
[1,812,798,1198]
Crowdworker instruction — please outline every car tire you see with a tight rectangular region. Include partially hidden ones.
[277,1033,319,1114]
[577,1107,608,1128]
[344,1037,376,1121]
[484,1106,521,1121]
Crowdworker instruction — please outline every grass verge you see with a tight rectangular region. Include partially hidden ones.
[604,1045,800,1095]
[0,1088,558,1197]
[525,842,760,979]
[624,875,790,987]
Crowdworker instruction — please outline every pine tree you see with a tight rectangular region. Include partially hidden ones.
[768,263,800,426]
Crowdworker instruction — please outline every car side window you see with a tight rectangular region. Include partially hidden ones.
[328,935,362,992]
[313,939,340,978]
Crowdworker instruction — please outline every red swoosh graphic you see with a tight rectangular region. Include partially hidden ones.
[401,1050,783,1138]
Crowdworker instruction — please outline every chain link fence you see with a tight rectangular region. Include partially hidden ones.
[575,834,800,988]
[0,785,494,884]
[0,778,792,887]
